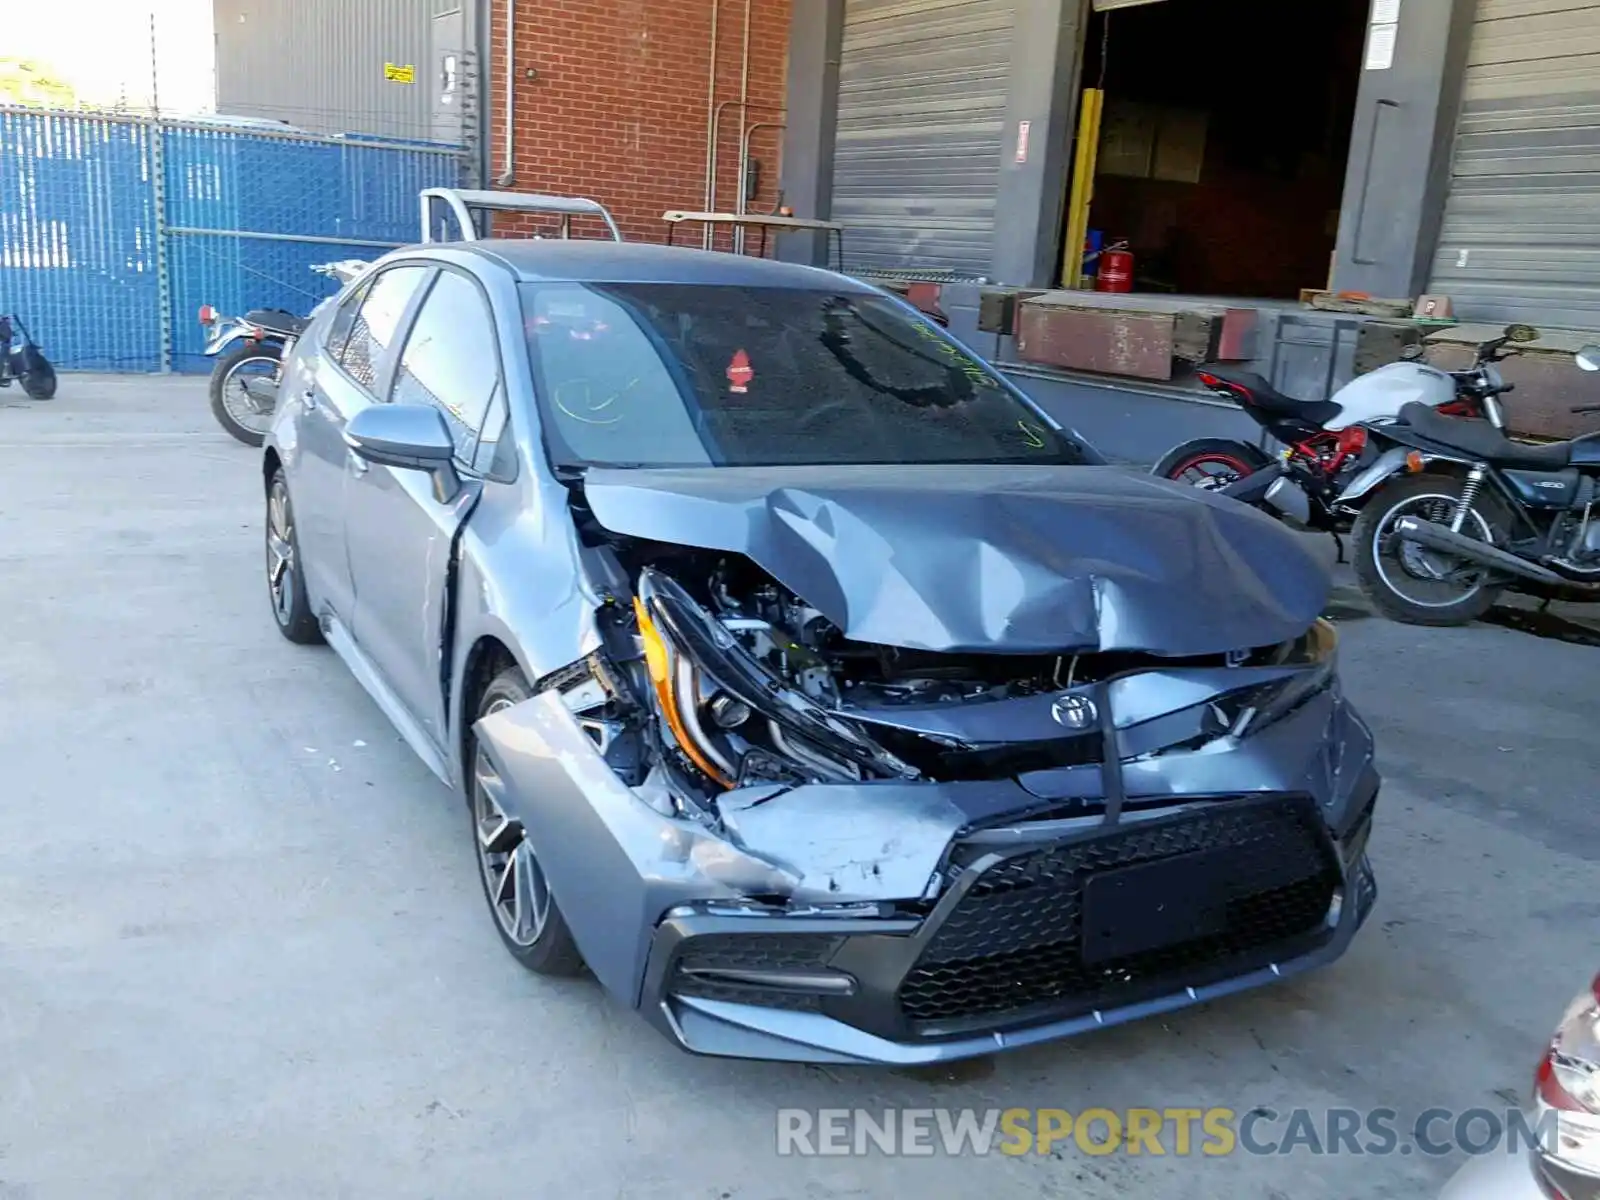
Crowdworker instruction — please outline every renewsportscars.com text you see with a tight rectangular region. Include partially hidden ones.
[775,1106,1557,1159]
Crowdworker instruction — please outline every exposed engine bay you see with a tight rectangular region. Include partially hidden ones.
[708,554,1097,709]
[567,532,1315,819]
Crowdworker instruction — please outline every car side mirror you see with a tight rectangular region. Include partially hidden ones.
[1578,346,1600,373]
[344,404,461,502]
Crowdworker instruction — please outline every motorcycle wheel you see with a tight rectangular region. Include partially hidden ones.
[20,352,56,400]
[210,341,282,448]
[1152,438,1273,491]
[1353,473,1504,627]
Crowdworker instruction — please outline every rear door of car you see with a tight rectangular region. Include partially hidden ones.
[292,263,433,622]
[343,263,512,752]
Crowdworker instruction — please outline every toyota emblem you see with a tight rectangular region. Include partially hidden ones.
[1051,694,1098,731]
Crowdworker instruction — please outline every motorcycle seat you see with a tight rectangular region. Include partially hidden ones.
[1198,365,1342,426]
[243,308,308,337]
[1397,402,1572,469]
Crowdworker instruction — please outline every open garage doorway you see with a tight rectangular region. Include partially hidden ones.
[1062,0,1371,301]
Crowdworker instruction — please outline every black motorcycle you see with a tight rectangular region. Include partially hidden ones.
[1337,343,1600,626]
[0,315,57,400]
[198,261,363,446]
[199,305,309,447]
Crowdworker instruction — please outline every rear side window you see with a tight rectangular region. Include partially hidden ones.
[389,268,504,467]
[338,265,431,391]
[323,276,372,360]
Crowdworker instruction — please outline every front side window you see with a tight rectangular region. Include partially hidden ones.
[338,265,431,391]
[390,268,503,467]
[517,283,1094,469]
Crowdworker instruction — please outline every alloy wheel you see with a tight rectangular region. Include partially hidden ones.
[265,480,297,626]
[472,700,552,949]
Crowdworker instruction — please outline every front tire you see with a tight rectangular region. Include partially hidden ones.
[1353,473,1505,626]
[468,668,585,977]
[19,350,56,400]
[210,342,281,447]
[1153,438,1272,490]
[265,469,323,645]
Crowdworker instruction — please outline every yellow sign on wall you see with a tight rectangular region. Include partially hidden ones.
[384,62,416,84]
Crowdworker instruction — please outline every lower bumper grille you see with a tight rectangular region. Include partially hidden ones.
[668,932,845,1013]
[899,796,1342,1026]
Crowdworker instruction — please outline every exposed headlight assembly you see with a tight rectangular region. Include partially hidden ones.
[632,568,917,790]
[1207,619,1340,740]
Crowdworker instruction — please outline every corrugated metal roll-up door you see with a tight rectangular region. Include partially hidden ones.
[1428,0,1600,330]
[831,0,1014,278]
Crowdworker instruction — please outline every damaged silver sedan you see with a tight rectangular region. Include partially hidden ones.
[262,240,1379,1065]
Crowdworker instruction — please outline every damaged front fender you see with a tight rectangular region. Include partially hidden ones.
[473,689,1034,1004]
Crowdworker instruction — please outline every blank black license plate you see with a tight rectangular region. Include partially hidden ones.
[1079,850,1234,965]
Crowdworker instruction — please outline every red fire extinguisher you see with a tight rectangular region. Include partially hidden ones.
[1097,240,1134,294]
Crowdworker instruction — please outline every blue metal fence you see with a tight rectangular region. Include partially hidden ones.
[0,106,464,374]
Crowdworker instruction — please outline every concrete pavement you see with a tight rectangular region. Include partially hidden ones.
[1,376,1596,1200]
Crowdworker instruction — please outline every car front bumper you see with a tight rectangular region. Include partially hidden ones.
[477,681,1379,1065]
[639,809,1377,1065]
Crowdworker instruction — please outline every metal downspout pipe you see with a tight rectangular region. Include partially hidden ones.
[732,0,752,255]
[701,0,722,248]
[496,0,515,185]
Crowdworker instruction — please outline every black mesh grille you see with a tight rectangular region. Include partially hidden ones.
[899,798,1340,1026]
[675,934,843,973]
[669,933,844,1012]
[673,979,824,1012]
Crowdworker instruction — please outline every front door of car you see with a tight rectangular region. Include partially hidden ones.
[344,265,511,750]
[294,264,432,621]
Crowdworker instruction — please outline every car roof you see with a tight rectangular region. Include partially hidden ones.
[458,239,876,291]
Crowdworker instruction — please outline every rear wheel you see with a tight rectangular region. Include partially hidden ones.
[210,342,282,447]
[468,667,585,977]
[1353,473,1504,626]
[1153,438,1272,491]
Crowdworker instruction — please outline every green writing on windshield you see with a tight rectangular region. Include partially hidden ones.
[911,319,1001,390]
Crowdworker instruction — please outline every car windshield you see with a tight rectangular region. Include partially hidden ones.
[517,282,1096,468]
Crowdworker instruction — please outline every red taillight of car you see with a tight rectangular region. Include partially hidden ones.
[1196,371,1221,388]
[197,304,217,326]
[1535,977,1600,1111]
[1538,1052,1586,1113]
[1530,973,1600,1185]
[1337,426,1368,455]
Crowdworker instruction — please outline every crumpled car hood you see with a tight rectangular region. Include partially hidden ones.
[580,463,1329,656]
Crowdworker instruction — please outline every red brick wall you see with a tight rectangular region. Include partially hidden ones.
[487,0,792,249]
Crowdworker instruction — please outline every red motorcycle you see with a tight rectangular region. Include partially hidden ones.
[1152,328,1536,544]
